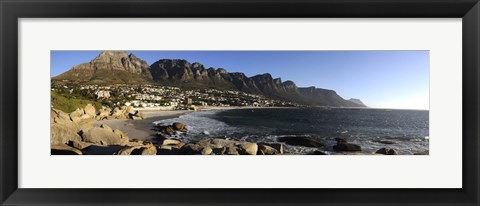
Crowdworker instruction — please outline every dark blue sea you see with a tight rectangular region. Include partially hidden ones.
[154,107,429,154]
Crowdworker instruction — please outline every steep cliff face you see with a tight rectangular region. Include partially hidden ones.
[54,51,366,107]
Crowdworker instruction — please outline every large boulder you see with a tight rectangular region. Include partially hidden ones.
[81,124,129,145]
[117,144,157,155]
[259,143,284,154]
[110,107,127,119]
[225,146,239,155]
[278,136,324,148]
[181,143,213,155]
[160,139,182,146]
[333,142,362,152]
[84,104,96,117]
[96,108,111,120]
[375,147,398,155]
[236,142,258,155]
[80,114,94,120]
[157,145,183,155]
[51,108,85,145]
[51,108,72,124]
[76,118,95,131]
[210,138,233,148]
[180,138,259,155]
[51,122,81,145]
[172,122,186,130]
[257,144,281,155]
[69,108,84,123]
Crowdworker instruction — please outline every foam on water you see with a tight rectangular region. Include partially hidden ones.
[152,110,240,142]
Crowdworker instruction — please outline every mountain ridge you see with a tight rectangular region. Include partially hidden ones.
[53,51,366,107]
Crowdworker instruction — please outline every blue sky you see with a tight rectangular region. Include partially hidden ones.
[51,50,429,110]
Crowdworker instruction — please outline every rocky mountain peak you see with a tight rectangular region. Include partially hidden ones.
[96,51,129,59]
[273,78,282,85]
[86,50,149,74]
[57,50,152,84]
[252,73,273,81]
[217,68,228,74]
[282,80,296,87]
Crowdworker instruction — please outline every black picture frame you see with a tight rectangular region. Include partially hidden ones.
[1,0,479,205]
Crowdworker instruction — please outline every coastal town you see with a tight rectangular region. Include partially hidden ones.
[51,82,299,111]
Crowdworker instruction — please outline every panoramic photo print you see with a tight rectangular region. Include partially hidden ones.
[50,50,429,155]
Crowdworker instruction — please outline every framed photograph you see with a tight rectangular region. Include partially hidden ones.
[1,0,479,205]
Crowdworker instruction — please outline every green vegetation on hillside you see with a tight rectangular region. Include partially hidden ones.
[51,91,102,113]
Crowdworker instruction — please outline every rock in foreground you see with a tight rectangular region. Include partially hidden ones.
[333,138,362,152]
[81,124,130,145]
[277,136,324,148]
[375,148,398,155]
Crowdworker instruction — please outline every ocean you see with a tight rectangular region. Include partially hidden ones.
[153,107,429,155]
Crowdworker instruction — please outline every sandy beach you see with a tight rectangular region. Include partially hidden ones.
[94,110,191,140]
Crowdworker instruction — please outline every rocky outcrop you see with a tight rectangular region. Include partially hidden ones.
[181,143,214,155]
[375,148,398,155]
[117,144,157,155]
[332,138,362,152]
[95,106,147,121]
[257,143,283,155]
[178,138,259,155]
[153,122,187,138]
[51,108,82,145]
[84,104,96,117]
[172,122,186,130]
[277,136,324,148]
[81,124,130,145]
[51,104,151,155]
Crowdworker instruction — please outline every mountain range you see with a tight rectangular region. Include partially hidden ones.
[53,51,366,107]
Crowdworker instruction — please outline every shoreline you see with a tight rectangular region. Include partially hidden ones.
[94,110,191,140]
[91,106,290,141]
[52,103,429,155]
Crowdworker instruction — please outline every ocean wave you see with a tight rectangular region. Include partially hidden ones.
[152,110,239,142]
